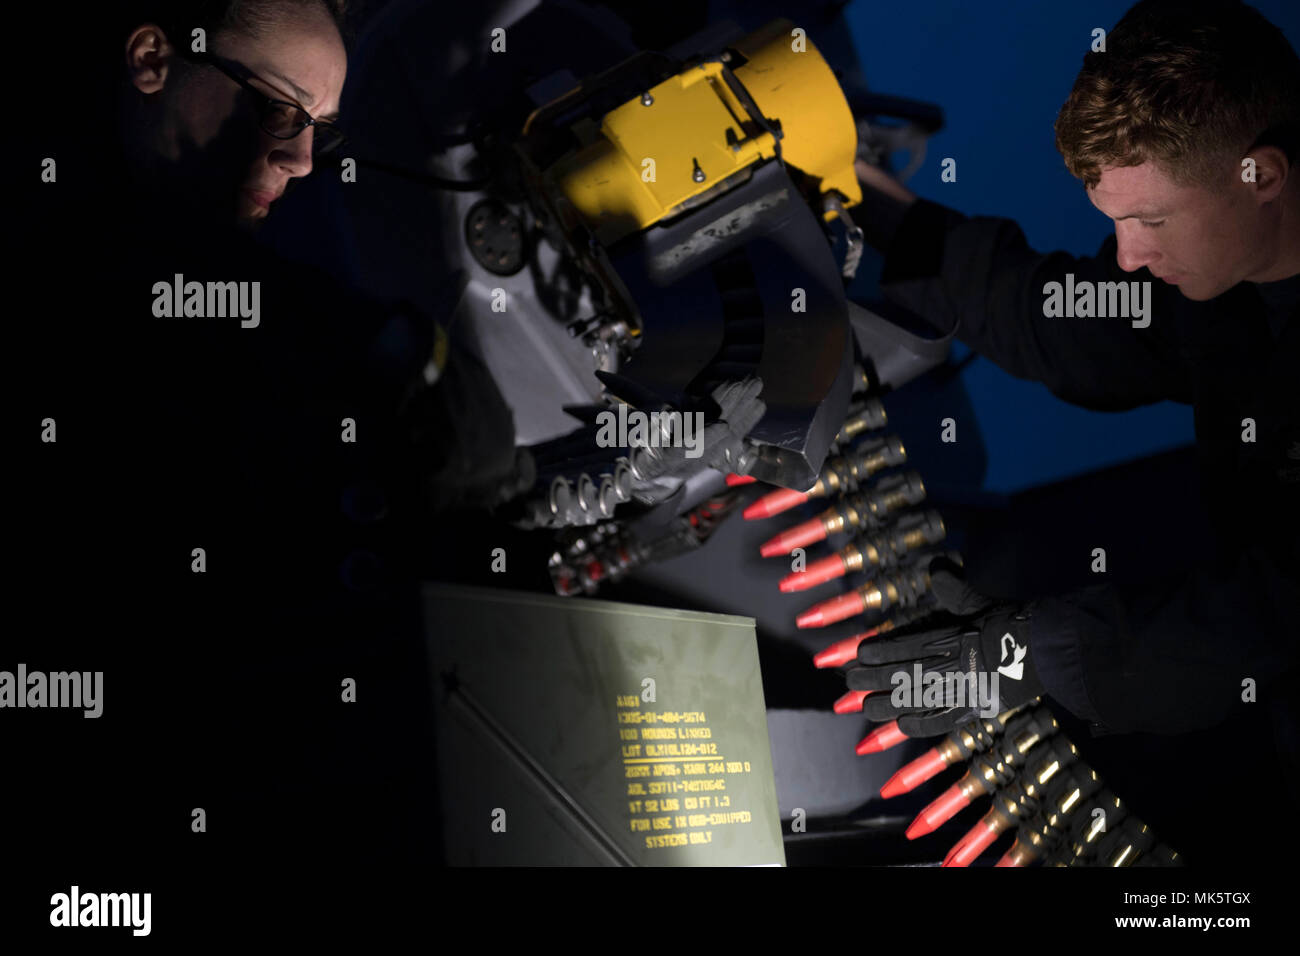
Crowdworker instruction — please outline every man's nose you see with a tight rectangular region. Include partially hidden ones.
[1114,220,1159,272]
[272,129,314,178]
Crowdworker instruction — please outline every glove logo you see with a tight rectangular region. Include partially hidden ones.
[997,632,1027,681]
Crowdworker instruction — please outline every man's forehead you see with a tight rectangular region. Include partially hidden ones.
[215,26,346,114]
[1089,162,1182,216]
[1094,162,1178,194]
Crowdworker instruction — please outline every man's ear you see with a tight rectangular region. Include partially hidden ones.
[1243,144,1289,205]
[125,24,174,95]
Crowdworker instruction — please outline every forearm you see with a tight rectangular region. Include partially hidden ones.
[1030,546,1300,734]
[850,169,1190,408]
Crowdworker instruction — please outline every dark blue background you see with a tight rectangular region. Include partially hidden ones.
[838,0,1299,492]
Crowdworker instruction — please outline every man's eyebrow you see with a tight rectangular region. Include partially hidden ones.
[1086,189,1170,220]
[1113,210,1169,220]
[262,68,316,107]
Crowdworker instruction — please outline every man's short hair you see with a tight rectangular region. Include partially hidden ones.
[1055,0,1300,188]
[122,0,351,50]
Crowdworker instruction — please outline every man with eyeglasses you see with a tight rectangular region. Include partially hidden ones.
[15,1,530,881]
[120,4,348,226]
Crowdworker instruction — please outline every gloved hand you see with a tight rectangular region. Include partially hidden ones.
[361,269,536,515]
[401,330,535,514]
[843,556,1045,738]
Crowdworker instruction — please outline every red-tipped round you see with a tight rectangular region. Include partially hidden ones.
[833,689,870,714]
[907,782,971,839]
[994,852,1020,867]
[943,819,1001,867]
[779,553,846,593]
[759,517,828,558]
[725,473,757,487]
[795,607,824,629]
[795,590,865,629]
[812,627,880,669]
[744,487,809,520]
[880,748,949,799]
[856,720,906,756]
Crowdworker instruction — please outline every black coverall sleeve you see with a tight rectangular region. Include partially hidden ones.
[869,196,1298,734]
[879,198,1193,409]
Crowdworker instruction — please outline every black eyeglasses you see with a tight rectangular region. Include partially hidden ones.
[187,51,345,157]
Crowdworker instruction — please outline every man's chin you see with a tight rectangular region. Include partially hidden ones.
[1172,279,1223,302]
[235,196,270,229]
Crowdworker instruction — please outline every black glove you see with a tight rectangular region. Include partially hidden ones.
[400,331,535,514]
[844,557,1045,737]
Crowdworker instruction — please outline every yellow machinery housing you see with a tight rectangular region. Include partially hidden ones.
[547,19,863,247]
